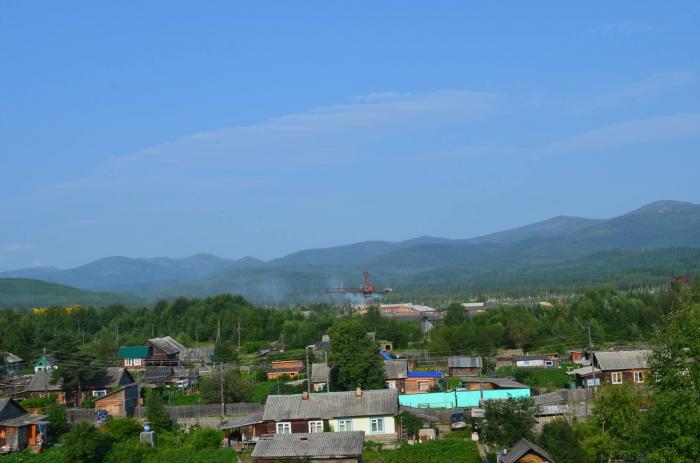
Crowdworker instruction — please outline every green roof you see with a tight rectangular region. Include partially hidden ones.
[117,346,150,359]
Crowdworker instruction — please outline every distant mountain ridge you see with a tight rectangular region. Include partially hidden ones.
[2,200,699,304]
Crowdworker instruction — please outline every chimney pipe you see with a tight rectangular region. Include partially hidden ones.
[302,391,309,400]
[356,386,362,397]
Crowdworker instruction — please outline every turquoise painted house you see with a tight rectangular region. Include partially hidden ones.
[33,355,57,373]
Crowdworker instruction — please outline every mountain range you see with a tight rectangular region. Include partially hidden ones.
[2,200,699,306]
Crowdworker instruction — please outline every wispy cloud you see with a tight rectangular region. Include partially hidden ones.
[590,22,667,35]
[0,243,33,260]
[545,113,700,154]
[102,90,502,176]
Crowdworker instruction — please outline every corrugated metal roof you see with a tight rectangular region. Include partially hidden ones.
[116,346,150,359]
[311,363,331,383]
[147,336,185,355]
[407,371,443,378]
[448,357,482,369]
[22,371,63,392]
[220,412,264,429]
[3,353,23,364]
[263,389,398,421]
[461,377,530,389]
[252,432,364,459]
[379,351,393,361]
[383,360,408,380]
[502,438,553,463]
[594,350,650,371]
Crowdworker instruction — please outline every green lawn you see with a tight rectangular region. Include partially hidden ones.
[363,439,481,463]
[497,366,571,390]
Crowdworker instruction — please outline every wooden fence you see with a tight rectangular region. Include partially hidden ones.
[66,408,97,422]
[134,403,262,420]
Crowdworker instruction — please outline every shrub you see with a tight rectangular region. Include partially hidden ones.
[105,417,143,441]
[62,422,113,463]
[186,427,223,450]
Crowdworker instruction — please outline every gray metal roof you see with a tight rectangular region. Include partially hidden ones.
[566,366,602,376]
[148,336,186,355]
[311,363,331,383]
[220,412,264,429]
[502,438,554,463]
[3,353,23,364]
[263,389,398,421]
[382,360,408,380]
[252,432,365,459]
[448,356,482,369]
[22,371,63,392]
[461,377,530,389]
[594,350,650,371]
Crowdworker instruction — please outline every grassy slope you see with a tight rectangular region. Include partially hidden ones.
[0,278,144,308]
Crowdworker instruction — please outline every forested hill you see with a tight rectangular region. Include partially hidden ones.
[0,278,144,308]
[2,200,700,303]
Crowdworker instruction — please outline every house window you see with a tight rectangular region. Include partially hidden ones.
[133,358,142,366]
[92,390,107,398]
[276,422,291,434]
[370,417,384,434]
[337,419,352,432]
[633,371,644,383]
[545,360,554,367]
[308,420,323,433]
[418,381,430,391]
[611,372,623,384]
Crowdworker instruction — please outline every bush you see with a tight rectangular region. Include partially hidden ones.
[105,417,143,441]
[104,440,153,463]
[186,427,223,450]
[45,403,70,439]
[62,422,113,463]
[145,389,173,432]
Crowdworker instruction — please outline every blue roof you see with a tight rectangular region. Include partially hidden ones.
[379,351,393,361]
[407,371,443,378]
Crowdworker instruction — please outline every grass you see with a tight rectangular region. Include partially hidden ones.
[363,439,481,463]
[497,366,571,390]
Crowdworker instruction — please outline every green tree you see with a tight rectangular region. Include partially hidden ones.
[199,368,253,404]
[482,397,538,447]
[145,389,172,432]
[52,349,106,405]
[328,318,385,391]
[186,426,223,450]
[104,417,143,441]
[583,384,645,462]
[642,280,700,462]
[538,418,591,463]
[443,303,466,326]
[62,421,113,463]
[45,402,70,440]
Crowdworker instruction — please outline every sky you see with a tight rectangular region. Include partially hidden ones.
[1,1,700,270]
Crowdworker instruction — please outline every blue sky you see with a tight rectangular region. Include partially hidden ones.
[1,1,699,270]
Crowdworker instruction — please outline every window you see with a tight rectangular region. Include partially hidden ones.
[308,420,323,433]
[92,390,107,398]
[370,417,384,434]
[125,358,133,367]
[276,422,291,434]
[133,358,142,366]
[418,381,430,391]
[337,419,352,432]
[611,372,623,384]
[633,371,644,383]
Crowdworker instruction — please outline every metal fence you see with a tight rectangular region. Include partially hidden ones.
[134,403,262,420]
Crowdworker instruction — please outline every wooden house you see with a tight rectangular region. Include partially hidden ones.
[116,346,150,371]
[146,336,185,367]
[252,431,365,462]
[448,356,482,377]
[568,350,649,387]
[2,353,25,375]
[267,360,304,380]
[93,383,139,418]
[259,388,398,443]
[0,398,47,453]
[33,355,56,373]
[501,438,555,463]
[404,371,442,394]
[382,360,408,392]
[310,363,331,392]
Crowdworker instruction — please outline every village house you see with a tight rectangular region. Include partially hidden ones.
[146,336,185,367]
[143,366,175,388]
[568,350,650,387]
[404,371,442,394]
[0,398,47,453]
[267,360,304,380]
[259,388,399,443]
[32,355,56,373]
[501,438,555,463]
[11,367,135,406]
[378,303,442,333]
[93,383,139,418]
[252,431,365,463]
[2,353,25,375]
[310,363,331,392]
[383,360,408,392]
[381,354,442,394]
[259,345,286,357]
[462,302,488,316]
[116,346,150,371]
[448,356,482,377]
[0,376,33,396]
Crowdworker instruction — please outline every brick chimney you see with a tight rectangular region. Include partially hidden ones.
[302,391,309,400]
[355,386,362,397]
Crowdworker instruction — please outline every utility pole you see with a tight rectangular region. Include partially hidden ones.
[479,356,484,402]
[116,324,119,350]
[216,320,221,344]
[324,351,329,394]
[585,326,594,414]
[219,361,225,417]
[237,321,241,351]
[305,346,312,396]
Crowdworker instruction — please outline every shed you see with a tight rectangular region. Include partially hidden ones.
[448,356,482,377]
[501,437,555,463]
[252,431,365,462]
[94,383,139,418]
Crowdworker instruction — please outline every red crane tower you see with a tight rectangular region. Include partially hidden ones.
[324,271,392,303]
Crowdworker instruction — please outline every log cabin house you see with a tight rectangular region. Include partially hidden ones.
[0,398,47,453]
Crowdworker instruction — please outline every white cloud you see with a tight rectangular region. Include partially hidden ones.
[0,243,33,260]
[545,113,700,154]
